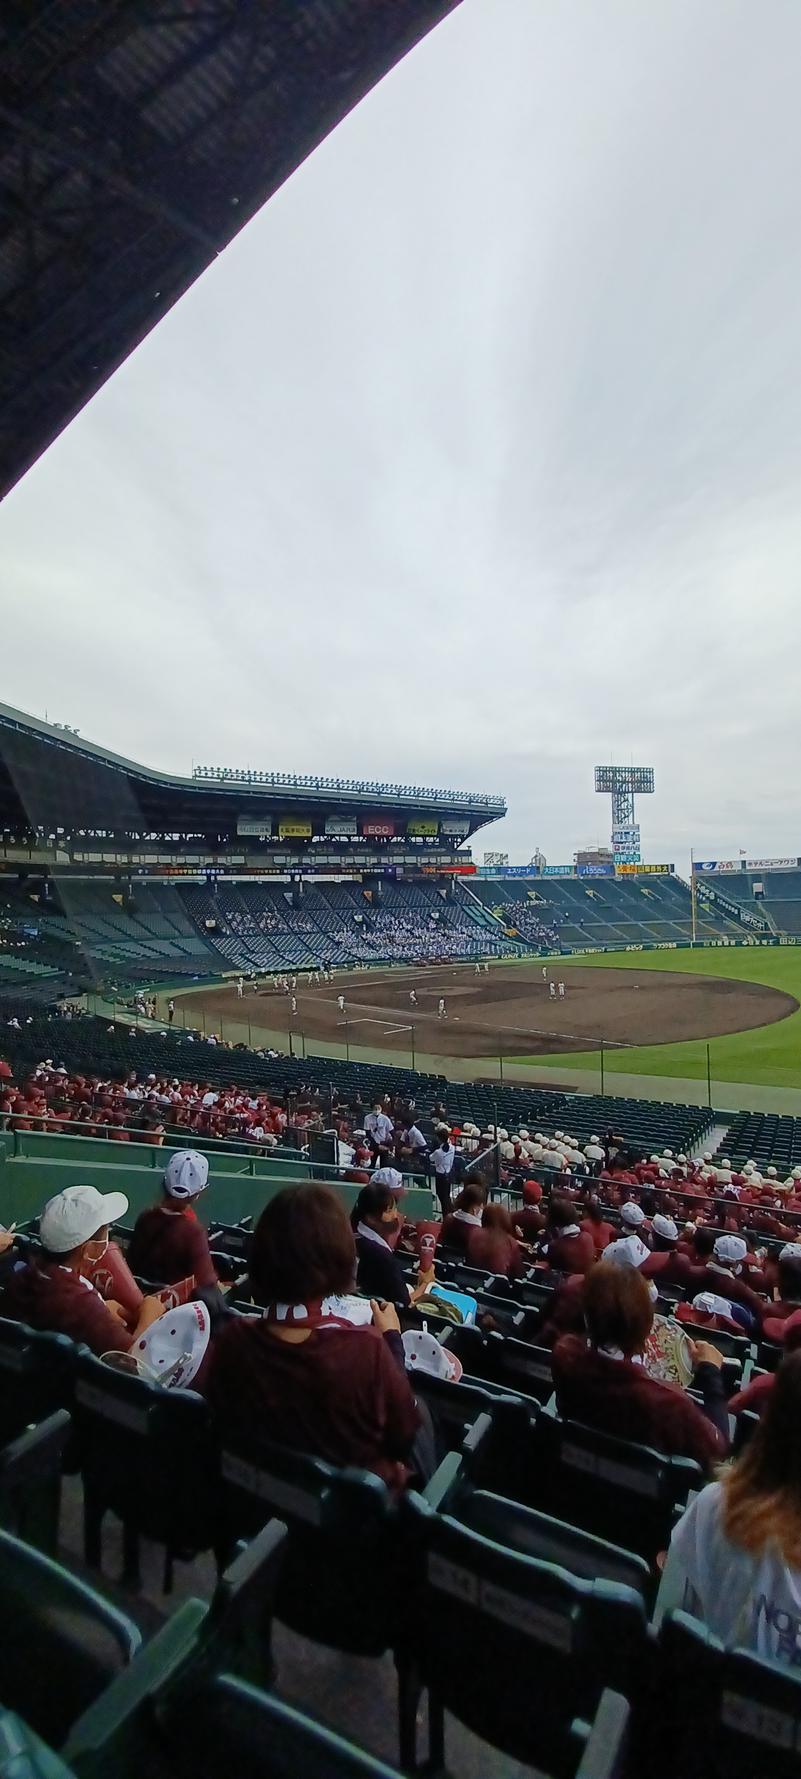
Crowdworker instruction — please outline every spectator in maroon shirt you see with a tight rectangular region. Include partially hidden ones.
[640,1214,695,1288]
[4,1184,164,1357]
[759,1245,801,1331]
[580,1199,616,1255]
[730,1312,801,1420]
[541,1197,596,1277]
[466,1204,526,1280]
[552,1265,728,1471]
[205,1184,420,1489]
[696,1234,767,1318]
[441,1182,487,1255]
[515,1179,545,1244]
[127,1150,218,1289]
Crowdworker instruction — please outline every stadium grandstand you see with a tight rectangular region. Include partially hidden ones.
[471,868,745,948]
[4,4,801,1772]
[0,700,520,994]
[696,862,801,936]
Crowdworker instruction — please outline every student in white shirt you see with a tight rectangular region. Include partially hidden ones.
[662,1353,801,1665]
[364,1102,393,1154]
[431,1132,456,1218]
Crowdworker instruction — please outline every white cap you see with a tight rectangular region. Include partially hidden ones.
[621,1202,645,1228]
[518,1129,530,1141]
[127,1301,211,1389]
[603,1234,650,1270]
[693,1291,735,1320]
[714,1234,747,1266]
[677,1154,688,1165]
[40,1184,129,1253]
[662,1149,674,1160]
[780,1243,801,1263]
[767,1166,778,1178]
[164,1150,209,1200]
[652,1214,678,1243]
[402,1326,462,1382]
[370,1166,404,1193]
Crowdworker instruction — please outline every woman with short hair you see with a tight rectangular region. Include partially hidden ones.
[551,1262,728,1470]
[205,1183,420,1488]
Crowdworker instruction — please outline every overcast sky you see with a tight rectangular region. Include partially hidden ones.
[3,0,801,869]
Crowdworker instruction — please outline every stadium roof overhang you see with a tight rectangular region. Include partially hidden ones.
[0,0,461,501]
[0,703,506,839]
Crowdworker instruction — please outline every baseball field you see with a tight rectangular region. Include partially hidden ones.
[170,946,801,1098]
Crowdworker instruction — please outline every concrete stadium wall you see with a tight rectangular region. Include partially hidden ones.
[0,1131,434,1228]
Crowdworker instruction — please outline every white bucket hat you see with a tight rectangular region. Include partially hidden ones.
[402,1326,462,1382]
[122,1301,211,1390]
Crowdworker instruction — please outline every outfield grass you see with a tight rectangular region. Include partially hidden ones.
[514,947,801,1088]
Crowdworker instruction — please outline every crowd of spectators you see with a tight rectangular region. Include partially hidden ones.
[498,896,560,949]
[6,1066,801,1674]
[356,907,512,963]
[0,1057,306,1148]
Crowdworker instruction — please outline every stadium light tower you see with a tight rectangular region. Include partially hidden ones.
[594,766,654,864]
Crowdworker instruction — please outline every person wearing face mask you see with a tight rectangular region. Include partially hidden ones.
[3,1185,163,1355]
[351,1182,433,1305]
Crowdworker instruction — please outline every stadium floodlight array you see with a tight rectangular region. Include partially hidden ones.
[594,766,655,863]
[191,766,505,809]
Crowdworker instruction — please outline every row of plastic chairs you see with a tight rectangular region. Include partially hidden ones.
[0,1302,796,1776]
[5,1474,801,1778]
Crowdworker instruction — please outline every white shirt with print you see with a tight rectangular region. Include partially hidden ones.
[663,1481,801,1666]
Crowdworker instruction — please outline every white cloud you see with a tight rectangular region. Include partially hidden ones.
[3,0,801,870]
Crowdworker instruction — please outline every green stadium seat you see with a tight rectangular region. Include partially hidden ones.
[0,1713,74,1779]
[0,1318,79,1438]
[463,1408,703,1565]
[159,1673,406,1779]
[0,1408,71,1551]
[0,1527,141,1747]
[648,1609,801,1778]
[450,1488,652,1598]
[63,1520,286,1779]
[220,1436,457,1658]
[72,1350,220,1590]
[399,1489,644,1772]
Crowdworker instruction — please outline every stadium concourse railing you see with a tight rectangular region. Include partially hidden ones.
[0,1122,436,1229]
